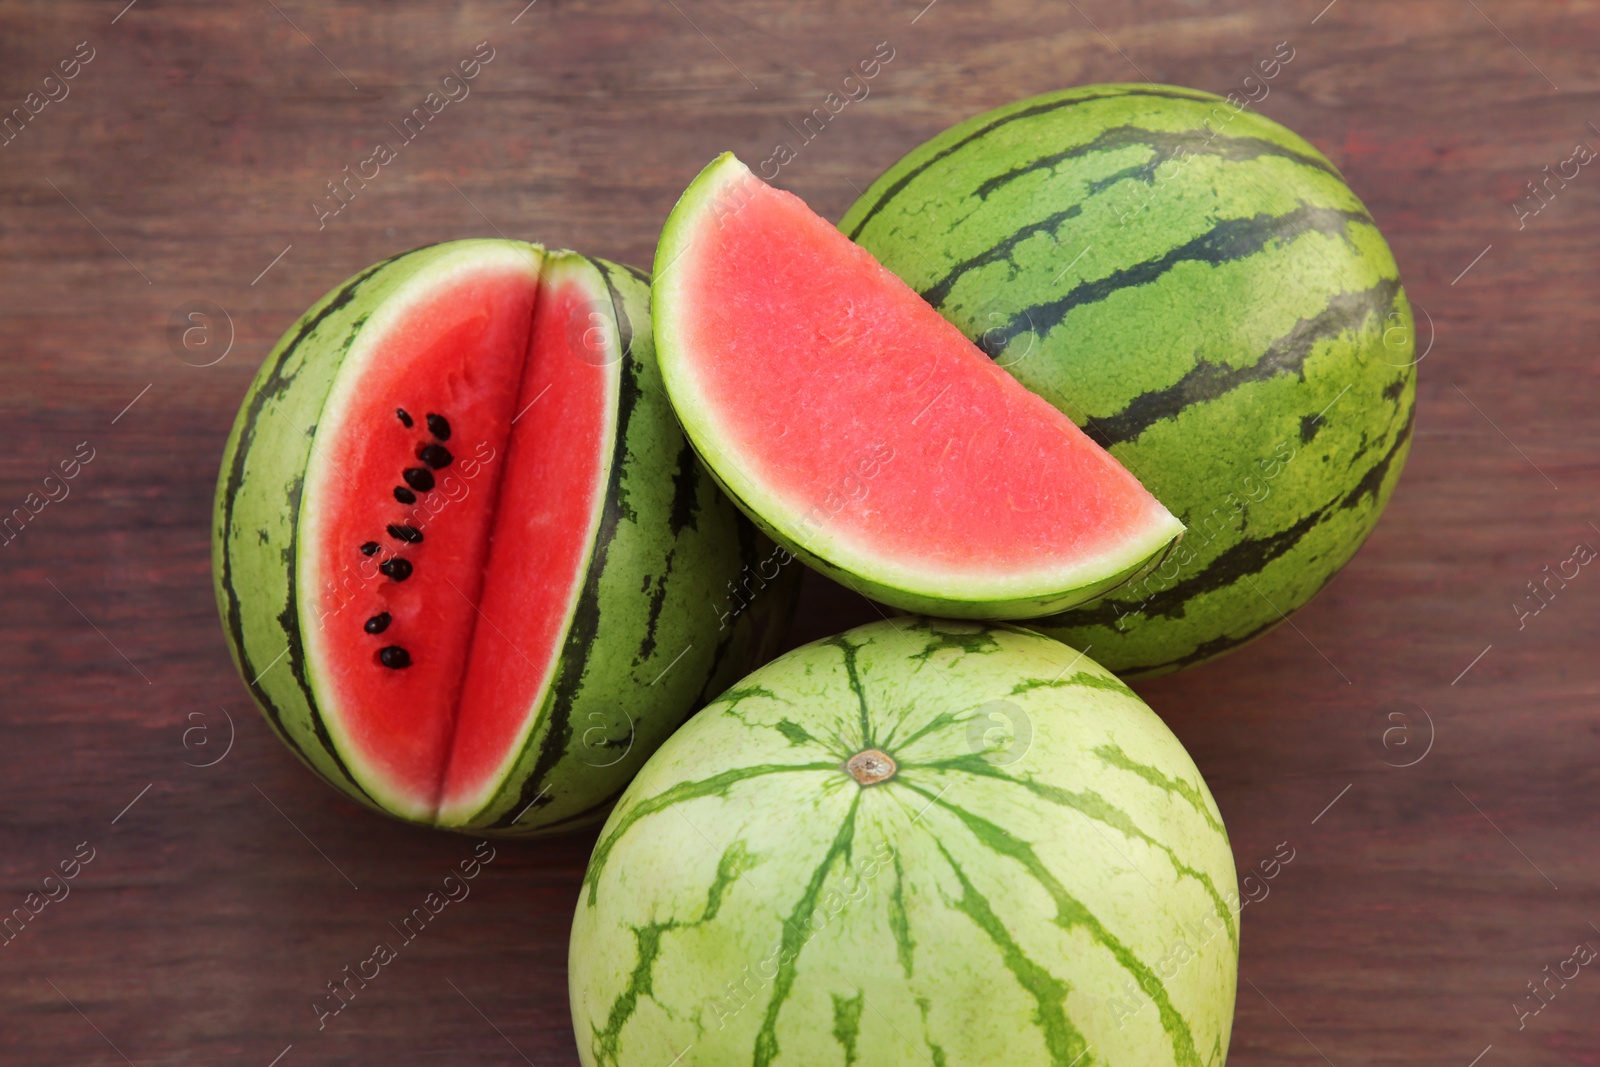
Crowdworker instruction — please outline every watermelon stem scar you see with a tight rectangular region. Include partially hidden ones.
[845,748,896,785]
[213,240,799,833]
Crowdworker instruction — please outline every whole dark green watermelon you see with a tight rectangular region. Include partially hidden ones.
[842,83,1416,676]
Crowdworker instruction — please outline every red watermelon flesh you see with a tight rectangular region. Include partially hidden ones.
[442,277,616,819]
[652,154,1184,617]
[301,254,612,820]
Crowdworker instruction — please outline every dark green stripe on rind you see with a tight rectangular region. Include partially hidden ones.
[844,84,1223,240]
[831,991,864,1067]
[689,508,802,714]
[216,302,346,773]
[967,123,1342,204]
[922,754,1236,949]
[635,547,674,664]
[883,665,1132,754]
[215,248,449,811]
[829,634,876,750]
[216,259,388,777]
[1043,401,1414,674]
[916,999,952,1067]
[752,793,861,1067]
[979,204,1373,359]
[843,84,1415,676]
[1010,670,1135,699]
[911,784,1200,1067]
[666,439,703,536]
[887,851,916,979]
[911,624,1003,660]
[587,838,753,1067]
[582,762,839,904]
[1039,402,1415,636]
[1111,616,1285,677]
[1083,279,1401,450]
[1054,503,1328,631]
[1092,743,1226,839]
[1339,399,1414,511]
[919,204,1082,308]
[589,920,673,1067]
[935,840,1092,1067]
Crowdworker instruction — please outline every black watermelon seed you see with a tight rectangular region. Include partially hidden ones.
[396,408,414,428]
[380,558,413,581]
[360,541,380,556]
[379,645,411,669]
[403,467,435,492]
[426,413,451,441]
[364,612,392,634]
[418,443,453,470]
[387,523,423,544]
[394,486,416,504]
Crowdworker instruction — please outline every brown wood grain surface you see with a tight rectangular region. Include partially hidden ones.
[3,0,1598,1063]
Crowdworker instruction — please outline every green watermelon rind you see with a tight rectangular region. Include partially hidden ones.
[840,83,1417,676]
[652,152,1186,621]
[570,617,1239,1067]
[212,239,799,836]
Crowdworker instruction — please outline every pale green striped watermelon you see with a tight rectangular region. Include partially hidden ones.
[842,84,1417,676]
[570,618,1238,1066]
[213,240,798,835]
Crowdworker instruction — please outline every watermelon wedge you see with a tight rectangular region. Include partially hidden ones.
[214,240,798,834]
[652,154,1185,619]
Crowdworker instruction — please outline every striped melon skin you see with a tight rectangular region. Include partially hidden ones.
[842,84,1416,676]
[212,240,798,835]
[571,618,1238,1067]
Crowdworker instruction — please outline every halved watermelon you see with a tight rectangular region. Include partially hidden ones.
[652,154,1184,618]
[214,240,798,834]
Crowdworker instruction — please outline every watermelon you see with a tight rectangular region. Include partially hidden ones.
[570,617,1239,1067]
[212,240,798,834]
[650,154,1184,621]
[842,84,1417,676]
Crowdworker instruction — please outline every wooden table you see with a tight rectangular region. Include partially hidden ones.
[3,1,1596,1063]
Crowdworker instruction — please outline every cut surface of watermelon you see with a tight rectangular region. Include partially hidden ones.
[440,258,617,823]
[652,154,1184,618]
[297,245,614,821]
